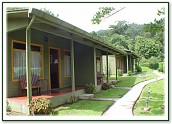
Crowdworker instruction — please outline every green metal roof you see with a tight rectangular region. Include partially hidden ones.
[7,8,139,58]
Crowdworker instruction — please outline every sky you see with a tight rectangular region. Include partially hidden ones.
[5,3,167,32]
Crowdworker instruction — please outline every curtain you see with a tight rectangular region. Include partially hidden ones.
[14,50,26,80]
[13,50,42,80]
[31,52,42,77]
[65,55,71,76]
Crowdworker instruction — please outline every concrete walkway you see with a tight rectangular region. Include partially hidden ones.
[103,71,164,117]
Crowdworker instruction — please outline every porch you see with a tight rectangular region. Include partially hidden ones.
[6,84,104,115]
[7,86,85,114]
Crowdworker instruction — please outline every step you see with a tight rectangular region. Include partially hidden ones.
[78,94,94,100]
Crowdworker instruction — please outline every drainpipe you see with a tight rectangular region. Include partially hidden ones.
[26,15,35,115]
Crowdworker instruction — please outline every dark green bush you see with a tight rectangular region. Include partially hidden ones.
[70,96,78,103]
[149,63,159,70]
[29,98,54,115]
[102,83,112,90]
[85,83,96,94]
[140,57,160,69]
[117,69,123,76]
[136,66,142,72]
[127,70,132,76]
[158,62,165,72]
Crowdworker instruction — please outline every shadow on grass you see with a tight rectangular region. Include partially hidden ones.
[54,100,113,116]
[115,77,137,87]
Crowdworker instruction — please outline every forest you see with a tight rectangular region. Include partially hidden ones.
[91,7,165,70]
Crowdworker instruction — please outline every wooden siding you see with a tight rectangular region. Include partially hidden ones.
[7,18,28,32]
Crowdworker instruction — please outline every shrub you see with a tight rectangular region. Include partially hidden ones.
[136,66,142,72]
[70,95,78,103]
[85,83,96,94]
[102,83,112,90]
[140,57,160,69]
[28,98,53,115]
[6,101,11,112]
[158,62,165,72]
[117,69,123,76]
[127,70,132,76]
[149,63,159,70]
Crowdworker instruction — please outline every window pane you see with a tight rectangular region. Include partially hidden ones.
[31,52,42,77]
[13,42,26,50]
[31,45,41,52]
[14,50,26,80]
[65,51,71,76]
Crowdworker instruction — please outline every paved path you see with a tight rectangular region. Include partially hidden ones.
[103,71,164,117]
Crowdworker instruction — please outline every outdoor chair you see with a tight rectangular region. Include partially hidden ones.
[19,74,48,96]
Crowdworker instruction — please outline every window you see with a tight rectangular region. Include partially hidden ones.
[64,50,71,77]
[96,57,101,73]
[12,40,44,81]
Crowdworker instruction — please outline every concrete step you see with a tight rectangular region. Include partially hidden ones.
[78,94,94,100]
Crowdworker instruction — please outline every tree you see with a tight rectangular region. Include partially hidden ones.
[134,36,161,59]
[144,7,165,33]
[110,33,129,50]
[91,7,125,24]
[109,21,128,35]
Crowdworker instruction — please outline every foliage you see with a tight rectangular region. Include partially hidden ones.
[158,62,165,72]
[136,66,142,72]
[127,70,132,76]
[134,80,164,115]
[102,83,112,90]
[96,88,129,98]
[93,7,165,61]
[144,7,165,33]
[6,101,12,112]
[55,100,113,116]
[40,8,59,17]
[28,98,53,115]
[134,36,161,59]
[117,69,123,76]
[70,96,78,103]
[85,83,96,94]
[91,7,115,24]
[140,57,160,70]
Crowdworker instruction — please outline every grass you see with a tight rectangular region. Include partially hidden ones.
[95,88,129,98]
[54,100,113,116]
[133,79,165,116]
[110,67,158,87]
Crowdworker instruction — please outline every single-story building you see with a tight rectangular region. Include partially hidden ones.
[6,8,139,113]
[116,50,139,74]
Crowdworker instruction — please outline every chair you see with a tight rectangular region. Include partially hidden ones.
[19,74,47,96]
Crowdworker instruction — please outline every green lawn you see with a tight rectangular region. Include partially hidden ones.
[54,100,113,116]
[133,79,165,116]
[111,67,158,87]
[95,88,129,98]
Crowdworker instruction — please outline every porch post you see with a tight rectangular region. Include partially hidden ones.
[106,52,109,83]
[26,28,32,113]
[26,15,35,115]
[115,56,118,80]
[93,47,97,87]
[126,55,128,73]
[71,39,75,92]
[130,56,132,72]
[133,58,135,72]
